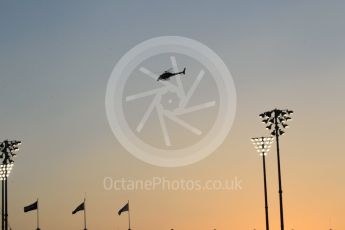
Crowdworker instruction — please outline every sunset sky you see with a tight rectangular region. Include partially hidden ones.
[1,1,345,229]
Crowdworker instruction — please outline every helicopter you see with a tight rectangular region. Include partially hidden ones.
[157,67,186,81]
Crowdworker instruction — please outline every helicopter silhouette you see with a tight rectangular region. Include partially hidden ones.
[157,67,186,81]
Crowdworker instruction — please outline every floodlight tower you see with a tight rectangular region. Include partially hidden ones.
[259,109,293,230]
[251,136,274,230]
[0,139,21,230]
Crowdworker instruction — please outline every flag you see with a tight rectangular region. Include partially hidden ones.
[118,202,129,215]
[24,201,38,213]
[72,202,85,214]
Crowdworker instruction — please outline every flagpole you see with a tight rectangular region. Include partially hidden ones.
[127,200,131,230]
[84,198,87,230]
[36,199,40,230]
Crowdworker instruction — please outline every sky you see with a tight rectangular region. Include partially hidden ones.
[0,0,345,229]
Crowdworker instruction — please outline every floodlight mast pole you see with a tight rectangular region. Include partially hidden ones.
[262,145,269,230]
[251,137,273,230]
[1,180,3,230]
[0,140,21,230]
[4,171,7,230]
[259,109,293,230]
[274,112,285,230]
